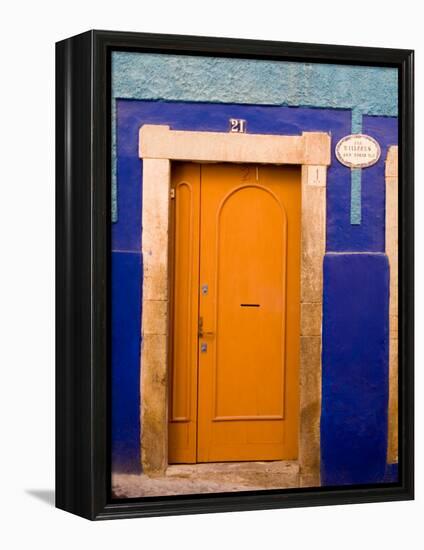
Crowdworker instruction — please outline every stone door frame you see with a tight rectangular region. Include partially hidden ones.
[385,146,398,465]
[138,124,330,486]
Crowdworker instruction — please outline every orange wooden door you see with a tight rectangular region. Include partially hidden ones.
[168,162,301,464]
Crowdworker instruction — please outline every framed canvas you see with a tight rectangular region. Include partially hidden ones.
[55,30,414,520]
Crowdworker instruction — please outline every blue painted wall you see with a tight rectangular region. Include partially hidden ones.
[321,253,389,485]
[111,98,398,485]
[327,115,398,252]
[319,113,397,485]
[111,104,144,473]
[111,251,142,473]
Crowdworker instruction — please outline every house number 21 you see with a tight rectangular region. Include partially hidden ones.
[229,118,247,133]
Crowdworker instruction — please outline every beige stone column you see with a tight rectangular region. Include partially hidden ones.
[385,146,398,464]
[140,158,171,474]
[299,166,326,487]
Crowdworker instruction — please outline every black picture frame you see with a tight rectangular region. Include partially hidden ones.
[56,30,414,520]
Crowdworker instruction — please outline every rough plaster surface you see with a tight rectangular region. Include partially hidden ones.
[112,53,397,113]
[111,52,397,221]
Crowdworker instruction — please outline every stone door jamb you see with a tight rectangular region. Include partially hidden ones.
[138,125,330,486]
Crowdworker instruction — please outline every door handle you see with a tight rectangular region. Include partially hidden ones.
[198,317,215,338]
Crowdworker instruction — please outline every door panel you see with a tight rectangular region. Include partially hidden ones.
[168,163,201,463]
[213,185,287,420]
[197,164,301,462]
[169,162,301,464]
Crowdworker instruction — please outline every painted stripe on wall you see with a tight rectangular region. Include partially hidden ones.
[350,168,362,225]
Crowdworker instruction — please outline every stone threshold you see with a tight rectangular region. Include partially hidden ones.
[112,461,300,499]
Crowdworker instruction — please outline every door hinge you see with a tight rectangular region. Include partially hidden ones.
[170,188,175,199]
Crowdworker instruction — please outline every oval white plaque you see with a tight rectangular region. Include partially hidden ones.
[335,134,381,169]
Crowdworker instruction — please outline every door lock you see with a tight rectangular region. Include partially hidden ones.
[198,317,215,338]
